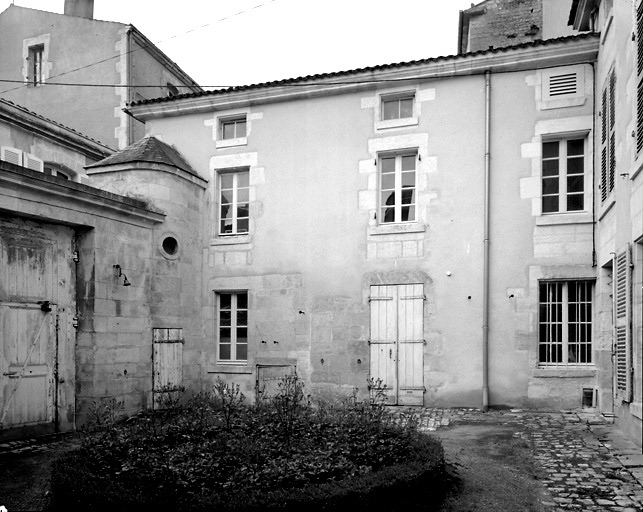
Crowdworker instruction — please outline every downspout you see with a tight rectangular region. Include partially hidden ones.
[126,27,133,146]
[482,70,491,413]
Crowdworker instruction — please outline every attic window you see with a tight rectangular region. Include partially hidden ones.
[167,83,179,97]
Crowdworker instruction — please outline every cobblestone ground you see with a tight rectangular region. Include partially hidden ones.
[389,407,643,512]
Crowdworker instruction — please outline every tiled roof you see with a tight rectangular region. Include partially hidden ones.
[130,33,599,107]
[0,98,114,151]
[86,136,197,176]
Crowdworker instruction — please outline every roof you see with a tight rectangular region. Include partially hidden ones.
[86,136,197,176]
[130,33,599,108]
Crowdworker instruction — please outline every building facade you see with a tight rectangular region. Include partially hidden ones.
[0,1,202,150]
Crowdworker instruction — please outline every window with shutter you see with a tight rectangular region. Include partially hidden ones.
[0,146,23,166]
[636,1,643,156]
[600,67,616,203]
[23,153,44,172]
[613,246,632,402]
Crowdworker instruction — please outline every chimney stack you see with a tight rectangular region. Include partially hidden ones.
[64,0,94,19]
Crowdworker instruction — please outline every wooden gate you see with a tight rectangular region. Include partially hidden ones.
[369,284,425,406]
[152,328,184,408]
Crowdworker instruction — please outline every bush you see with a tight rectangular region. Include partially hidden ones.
[50,375,445,511]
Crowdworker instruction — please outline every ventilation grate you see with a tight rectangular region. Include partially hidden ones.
[548,73,578,97]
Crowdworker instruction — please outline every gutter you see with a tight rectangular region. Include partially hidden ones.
[482,70,491,412]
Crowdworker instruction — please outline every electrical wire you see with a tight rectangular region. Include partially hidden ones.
[0,0,278,96]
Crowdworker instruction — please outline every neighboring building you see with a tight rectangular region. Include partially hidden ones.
[0,0,202,150]
[458,0,578,54]
[103,33,601,418]
[570,0,643,448]
[0,99,209,438]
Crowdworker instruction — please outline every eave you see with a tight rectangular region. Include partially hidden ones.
[128,35,600,122]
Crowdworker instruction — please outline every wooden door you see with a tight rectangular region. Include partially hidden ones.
[152,328,184,408]
[0,303,56,427]
[370,284,424,405]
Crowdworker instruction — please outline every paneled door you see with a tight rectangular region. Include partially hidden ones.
[369,284,425,406]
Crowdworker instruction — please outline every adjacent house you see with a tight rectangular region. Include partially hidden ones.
[0,0,202,150]
[569,0,643,449]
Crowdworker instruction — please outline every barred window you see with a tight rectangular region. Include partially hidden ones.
[539,281,593,366]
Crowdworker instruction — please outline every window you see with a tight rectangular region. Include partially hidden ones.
[541,138,585,214]
[167,83,179,97]
[221,116,247,140]
[381,94,414,121]
[379,152,417,224]
[637,1,643,157]
[219,169,249,235]
[28,45,44,86]
[539,281,593,366]
[600,68,616,202]
[217,292,248,362]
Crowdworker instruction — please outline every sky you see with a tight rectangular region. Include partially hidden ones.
[0,0,477,88]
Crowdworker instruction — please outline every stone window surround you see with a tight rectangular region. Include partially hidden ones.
[520,116,593,224]
[22,34,51,86]
[362,85,435,131]
[205,110,263,149]
[209,151,263,246]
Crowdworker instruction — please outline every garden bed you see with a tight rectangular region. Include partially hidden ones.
[50,376,445,511]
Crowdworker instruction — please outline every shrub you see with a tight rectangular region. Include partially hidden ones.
[51,375,445,511]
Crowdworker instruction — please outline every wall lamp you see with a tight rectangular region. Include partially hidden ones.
[112,264,131,287]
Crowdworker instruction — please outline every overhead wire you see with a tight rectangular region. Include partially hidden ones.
[0,0,278,95]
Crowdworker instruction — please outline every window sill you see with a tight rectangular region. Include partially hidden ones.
[533,367,596,378]
[536,212,593,226]
[375,117,419,131]
[211,235,252,247]
[216,137,248,149]
[369,223,426,236]
[207,364,252,374]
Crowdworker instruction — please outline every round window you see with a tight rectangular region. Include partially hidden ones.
[162,236,178,255]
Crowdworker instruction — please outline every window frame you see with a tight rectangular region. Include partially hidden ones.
[28,44,44,86]
[378,150,418,225]
[217,167,250,236]
[220,115,247,141]
[216,291,248,364]
[538,280,594,367]
[541,136,586,215]
[380,92,415,122]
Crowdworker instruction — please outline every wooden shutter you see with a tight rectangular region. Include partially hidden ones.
[397,284,425,406]
[637,1,643,156]
[152,328,184,407]
[600,68,616,202]
[601,87,608,202]
[24,153,44,172]
[369,285,398,405]
[1,146,23,167]
[613,247,632,402]
[608,69,616,195]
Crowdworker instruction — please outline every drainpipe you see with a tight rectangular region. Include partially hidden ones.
[482,70,491,413]
[126,27,133,146]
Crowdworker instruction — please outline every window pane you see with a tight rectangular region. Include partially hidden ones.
[567,175,584,193]
[542,177,559,195]
[220,294,232,310]
[237,188,249,203]
[237,293,248,309]
[401,189,415,205]
[401,172,415,187]
[237,310,248,326]
[237,172,249,188]
[222,123,235,140]
[567,157,584,175]
[221,219,233,233]
[237,218,249,233]
[382,191,396,207]
[220,311,231,326]
[542,160,559,176]
[542,141,559,158]
[219,343,231,360]
[401,155,415,171]
[236,328,247,343]
[567,194,584,211]
[567,139,584,156]
[381,173,395,190]
[381,157,395,173]
[236,343,248,361]
[220,174,234,190]
[381,207,395,223]
[399,98,413,118]
[236,120,247,138]
[237,205,249,218]
[542,195,559,213]
[219,328,231,344]
[382,100,398,120]
[401,205,415,222]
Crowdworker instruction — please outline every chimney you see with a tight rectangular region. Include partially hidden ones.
[64,0,94,19]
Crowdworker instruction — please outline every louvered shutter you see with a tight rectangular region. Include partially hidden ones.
[0,146,23,167]
[613,247,632,402]
[601,87,608,202]
[23,153,44,172]
[608,69,616,195]
[547,72,578,97]
[637,1,643,156]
